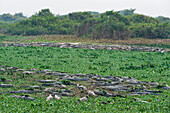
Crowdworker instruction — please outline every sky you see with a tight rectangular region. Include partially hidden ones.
[0,0,170,17]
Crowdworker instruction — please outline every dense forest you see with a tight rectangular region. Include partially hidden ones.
[0,9,170,39]
[0,13,26,26]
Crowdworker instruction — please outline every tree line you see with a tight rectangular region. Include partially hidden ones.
[0,9,169,39]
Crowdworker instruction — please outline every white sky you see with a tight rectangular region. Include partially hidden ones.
[0,0,170,17]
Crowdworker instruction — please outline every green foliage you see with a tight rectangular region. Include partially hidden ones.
[0,41,169,112]
[74,18,100,37]
[14,13,25,18]
[0,95,169,112]
[88,11,100,15]
[1,9,170,39]
[75,11,131,39]
[119,9,136,16]
[37,9,54,17]
[0,13,26,23]
[0,13,26,33]
[129,14,159,24]
[0,46,169,83]
[0,21,7,32]
[129,23,170,38]
[0,14,16,22]
[156,16,170,23]
[68,12,93,22]
[5,9,75,35]
[0,46,169,112]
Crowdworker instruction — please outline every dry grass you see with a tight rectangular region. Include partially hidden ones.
[27,35,170,45]
[1,35,170,48]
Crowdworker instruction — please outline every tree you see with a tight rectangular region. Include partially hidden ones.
[129,14,159,23]
[14,13,26,18]
[0,14,15,21]
[38,9,54,17]
[119,9,136,16]
[3,9,170,39]
[156,16,170,23]
[68,12,93,22]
